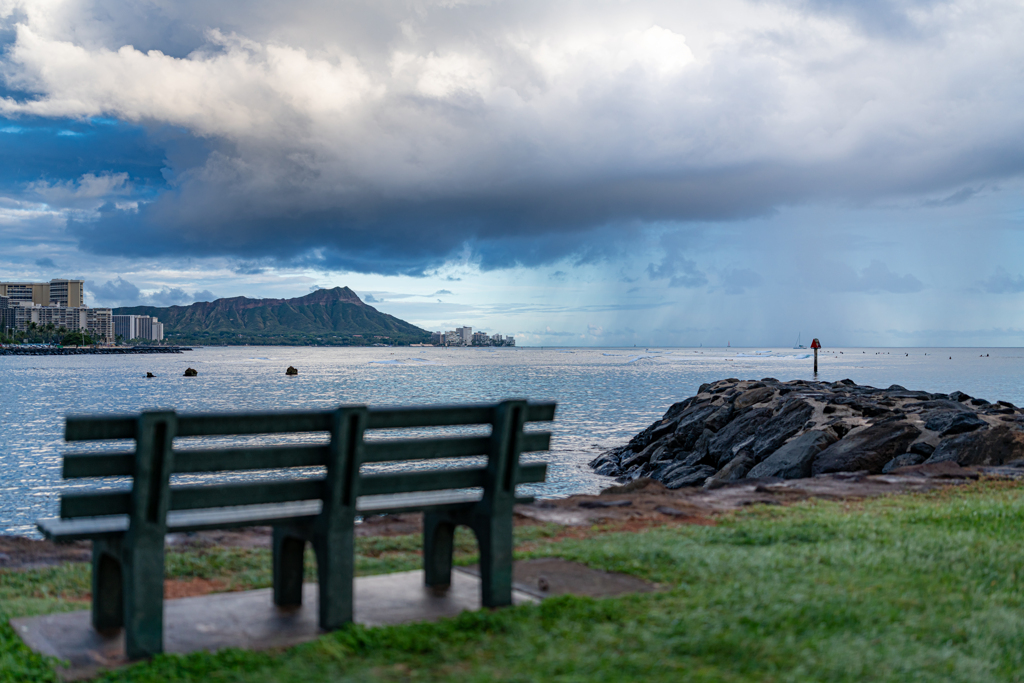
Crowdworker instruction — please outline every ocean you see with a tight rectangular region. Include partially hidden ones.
[2,345,1022,537]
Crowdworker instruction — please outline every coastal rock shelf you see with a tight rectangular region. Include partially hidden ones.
[590,378,1024,488]
[0,346,192,355]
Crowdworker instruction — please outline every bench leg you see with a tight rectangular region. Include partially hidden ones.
[471,514,514,608]
[122,536,165,659]
[423,512,456,588]
[273,525,308,607]
[91,537,124,631]
[312,528,354,630]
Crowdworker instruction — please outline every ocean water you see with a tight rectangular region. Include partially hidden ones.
[2,345,1022,537]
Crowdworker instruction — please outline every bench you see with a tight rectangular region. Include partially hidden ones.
[36,399,555,659]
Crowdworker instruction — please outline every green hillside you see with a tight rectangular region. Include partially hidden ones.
[114,287,431,346]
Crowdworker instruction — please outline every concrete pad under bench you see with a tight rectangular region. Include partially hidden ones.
[11,569,538,681]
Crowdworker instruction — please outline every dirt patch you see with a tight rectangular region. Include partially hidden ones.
[164,577,229,600]
[513,462,1017,527]
[0,536,91,570]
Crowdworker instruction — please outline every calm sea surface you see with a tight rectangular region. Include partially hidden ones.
[3,345,1023,537]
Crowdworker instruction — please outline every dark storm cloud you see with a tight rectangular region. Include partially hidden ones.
[2,0,1024,275]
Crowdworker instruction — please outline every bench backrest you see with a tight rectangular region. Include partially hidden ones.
[59,400,555,524]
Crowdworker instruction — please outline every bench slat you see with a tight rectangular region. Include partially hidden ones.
[62,437,548,479]
[359,467,486,496]
[66,417,135,442]
[174,445,329,473]
[62,402,555,443]
[170,479,325,511]
[176,412,334,437]
[362,436,489,463]
[63,451,135,478]
[359,461,547,496]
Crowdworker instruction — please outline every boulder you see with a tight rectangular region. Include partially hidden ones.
[286,366,298,376]
[183,368,198,377]
[812,421,921,475]
[707,407,773,468]
[146,372,155,378]
[703,452,754,489]
[750,399,815,461]
[663,464,718,489]
[881,452,928,473]
[734,386,775,410]
[925,426,1024,466]
[923,411,986,436]
[748,430,838,480]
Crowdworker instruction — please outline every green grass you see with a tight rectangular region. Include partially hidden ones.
[3,482,1024,682]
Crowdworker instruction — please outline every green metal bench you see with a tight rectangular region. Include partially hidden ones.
[36,399,555,659]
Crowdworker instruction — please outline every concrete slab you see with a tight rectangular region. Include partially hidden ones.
[461,558,662,599]
[11,570,538,681]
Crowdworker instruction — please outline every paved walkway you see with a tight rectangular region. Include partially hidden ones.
[12,569,537,681]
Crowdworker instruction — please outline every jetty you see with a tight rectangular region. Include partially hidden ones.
[0,346,192,356]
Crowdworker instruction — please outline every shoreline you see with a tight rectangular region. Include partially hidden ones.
[0,345,192,355]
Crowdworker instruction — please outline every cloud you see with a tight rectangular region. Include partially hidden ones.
[89,276,218,307]
[825,260,925,294]
[431,289,453,296]
[717,267,763,295]
[362,293,381,303]
[981,268,1024,294]
[647,256,708,289]
[34,256,56,268]
[0,0,1022,272]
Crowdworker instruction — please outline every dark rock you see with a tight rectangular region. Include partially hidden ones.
[183,368,198,377]
[909,442,935,457]
[599,478,658,495]
[881,452,927,473]
[146,372,155,378]
[663,464,718,489]
[702,452,754,489]
[924,411,987,437]
[748,430,838,480]
[286,366,298,376]
[578,499,633,509]
[703,404,734,433]
[655,506,689,517]
[823,405,837,414]
[948,391,972,402]
[970,398,990,406]
[734,386,775,410]
[707,407,773,468]
[906,399,971,413]
[751,399,815,461]
[925,426,1024,466]
[673,404,721,449]
[812,421,921,475]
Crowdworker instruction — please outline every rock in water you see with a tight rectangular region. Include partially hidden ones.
[286,366,298,376]
[590,378,1024,486]
[183,368,198,377]
[146,372,155,378]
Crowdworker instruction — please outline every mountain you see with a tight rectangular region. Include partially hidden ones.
[114,287,431,346]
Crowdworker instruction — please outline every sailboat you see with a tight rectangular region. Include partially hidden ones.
[794,333,806,349]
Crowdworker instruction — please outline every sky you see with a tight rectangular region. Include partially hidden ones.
[1,0,1023,347]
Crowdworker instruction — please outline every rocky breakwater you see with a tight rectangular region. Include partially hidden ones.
[590,378,1024,489]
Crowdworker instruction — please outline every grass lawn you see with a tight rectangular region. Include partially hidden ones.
[3,479,1024,682]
